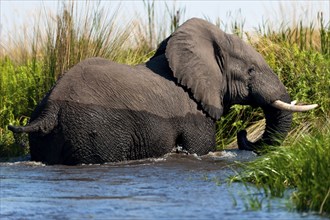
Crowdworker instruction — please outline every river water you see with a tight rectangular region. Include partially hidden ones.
[0,150,323,219]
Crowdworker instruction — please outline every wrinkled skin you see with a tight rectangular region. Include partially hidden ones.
[9,18,293,165]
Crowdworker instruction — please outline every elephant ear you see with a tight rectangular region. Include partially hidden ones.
[165,18,226,120]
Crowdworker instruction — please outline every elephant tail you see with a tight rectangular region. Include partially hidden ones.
[8,103,59,135]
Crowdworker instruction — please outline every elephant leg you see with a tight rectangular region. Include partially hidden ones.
[172,115,216,156]
[29,128,66,165]
[179,130,216,156]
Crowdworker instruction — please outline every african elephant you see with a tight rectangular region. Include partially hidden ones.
[8,18,317,165]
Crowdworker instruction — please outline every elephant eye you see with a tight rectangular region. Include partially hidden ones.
[248,66,255,75]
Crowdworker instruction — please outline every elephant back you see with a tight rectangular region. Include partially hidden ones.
[49,58,203,119]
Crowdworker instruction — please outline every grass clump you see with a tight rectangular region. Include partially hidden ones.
[0,57,47,157]
[230,117,330,215]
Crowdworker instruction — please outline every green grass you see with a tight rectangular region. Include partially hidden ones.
[0,1,329,215]
[0,58,48,157]
[230,117,330,215]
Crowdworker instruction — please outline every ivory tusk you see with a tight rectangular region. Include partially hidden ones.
[272,100,318,112]
[291,100,297,105]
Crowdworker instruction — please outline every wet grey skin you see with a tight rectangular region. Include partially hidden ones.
[8,18,317,165]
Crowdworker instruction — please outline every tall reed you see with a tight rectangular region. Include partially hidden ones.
[256,11,329,57]
[44,1,135,79]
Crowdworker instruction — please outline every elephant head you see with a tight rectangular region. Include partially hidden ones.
[152,18,317,152]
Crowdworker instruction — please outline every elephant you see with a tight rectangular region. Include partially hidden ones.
[8,18,317,165]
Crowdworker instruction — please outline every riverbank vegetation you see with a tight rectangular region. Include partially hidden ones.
[230,117,330,215]
[1,1,329,215]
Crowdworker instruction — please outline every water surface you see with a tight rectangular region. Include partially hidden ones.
[0,150,323,219]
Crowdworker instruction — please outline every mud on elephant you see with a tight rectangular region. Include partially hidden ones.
[8,18,317,165]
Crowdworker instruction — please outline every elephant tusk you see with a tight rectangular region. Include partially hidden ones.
[290,100,297,105]
[272,100,318,112]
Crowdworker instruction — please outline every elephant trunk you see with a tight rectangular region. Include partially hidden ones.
[237,93,293,152]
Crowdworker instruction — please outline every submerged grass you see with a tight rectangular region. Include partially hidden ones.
[0,0,329,215]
